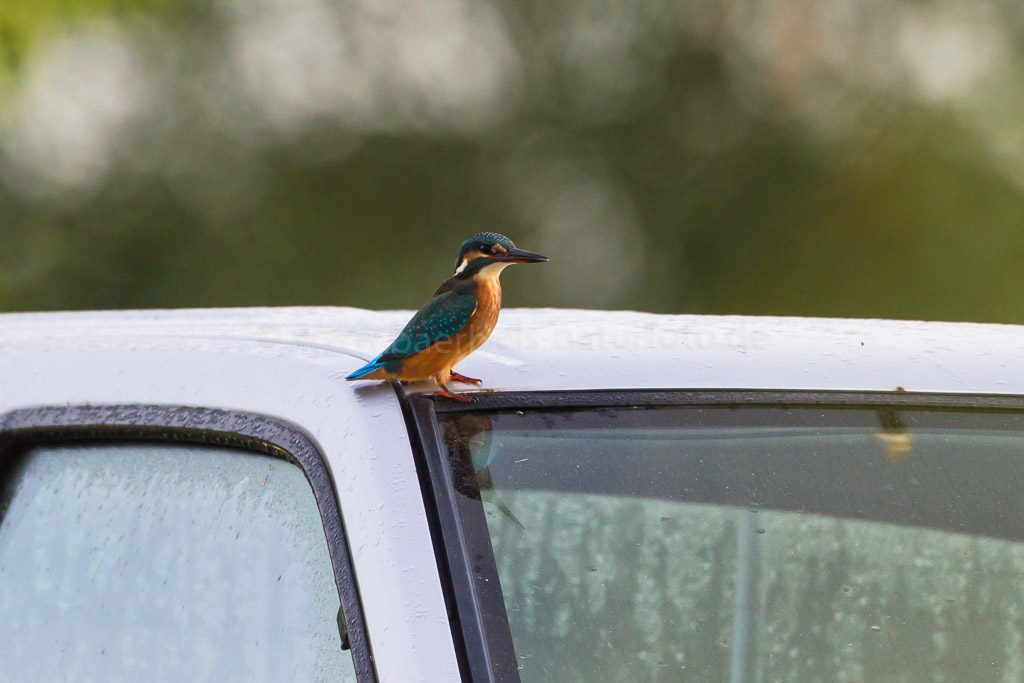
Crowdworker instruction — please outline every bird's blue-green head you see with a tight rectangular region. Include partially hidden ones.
[453,232,548,279]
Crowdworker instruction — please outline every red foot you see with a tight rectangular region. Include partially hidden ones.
[436,384,475,402]
[450,371,482,385]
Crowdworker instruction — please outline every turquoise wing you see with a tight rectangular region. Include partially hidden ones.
[379,291,477,361]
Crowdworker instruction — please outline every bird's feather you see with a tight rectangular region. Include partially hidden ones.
[345,290,478,380]
[380,291,478,361]
[345,352,387,380]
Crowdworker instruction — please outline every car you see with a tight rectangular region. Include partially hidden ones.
[1,306,1022,682]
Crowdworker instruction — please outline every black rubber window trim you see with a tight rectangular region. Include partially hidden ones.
[403,387,1024,683]
[0,404,377,683]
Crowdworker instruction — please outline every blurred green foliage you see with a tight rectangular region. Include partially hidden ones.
[0,0,166,84]
[1,0,1023,321]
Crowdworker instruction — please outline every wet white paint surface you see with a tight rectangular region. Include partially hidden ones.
[0,306,1021,681]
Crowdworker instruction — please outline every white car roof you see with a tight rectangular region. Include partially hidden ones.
[0,305,1021,682]
[0,306,1021,395]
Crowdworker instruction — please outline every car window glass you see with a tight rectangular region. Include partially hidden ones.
[0,442,356,682]
[441,406,1024,682]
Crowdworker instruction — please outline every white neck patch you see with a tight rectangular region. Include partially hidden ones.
[478,261,511,278]
[454,258,469,275]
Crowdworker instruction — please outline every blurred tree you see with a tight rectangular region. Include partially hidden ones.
[1,0,167,86]
[1,0,1023,322]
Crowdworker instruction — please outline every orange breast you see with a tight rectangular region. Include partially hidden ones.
[395,278,501,382]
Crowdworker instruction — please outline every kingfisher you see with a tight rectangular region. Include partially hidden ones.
[346,232,548,401]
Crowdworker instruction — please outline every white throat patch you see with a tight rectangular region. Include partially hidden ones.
[478,261,511,278]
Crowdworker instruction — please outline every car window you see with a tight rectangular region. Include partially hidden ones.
[438,405,1024,682]
[0,442,356,682]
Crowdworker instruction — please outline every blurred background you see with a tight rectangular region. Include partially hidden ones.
[1,0,1022,320]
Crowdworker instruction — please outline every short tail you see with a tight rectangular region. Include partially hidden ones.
[346,354,385,380]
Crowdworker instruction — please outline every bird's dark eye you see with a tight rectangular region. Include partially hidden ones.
[483,245,494,254]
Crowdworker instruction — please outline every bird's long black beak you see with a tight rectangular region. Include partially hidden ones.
[498,248,548,264]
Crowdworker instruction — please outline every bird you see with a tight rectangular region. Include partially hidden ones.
[346,232,548,401]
